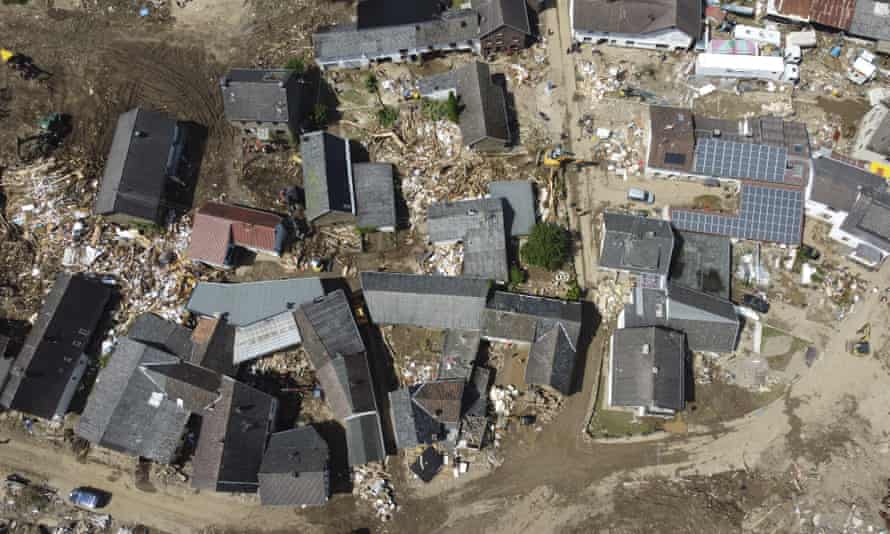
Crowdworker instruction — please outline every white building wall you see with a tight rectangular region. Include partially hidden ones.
[852,104,889,162]
[572,28,693,50]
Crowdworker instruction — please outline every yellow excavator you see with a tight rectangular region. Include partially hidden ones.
[536,145,600,170]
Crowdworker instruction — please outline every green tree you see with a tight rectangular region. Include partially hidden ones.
[445,92,462,123]
[377,105,399,128]
[521,222,570,271]
[284,57,305,76]
[364,73,378,93]
[565,279,582,301]
[509,265,526,287]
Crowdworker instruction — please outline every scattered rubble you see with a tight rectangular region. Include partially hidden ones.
[352,464,397,522]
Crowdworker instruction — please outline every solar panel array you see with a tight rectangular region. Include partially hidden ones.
[672,184,803,244]
[693,138,788,183]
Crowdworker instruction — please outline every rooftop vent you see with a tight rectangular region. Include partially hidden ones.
[641,343,650,354]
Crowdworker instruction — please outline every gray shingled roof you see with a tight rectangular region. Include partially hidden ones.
[294,290,365,371]
[623,285,739,353]
[315,352,377,420]
[95,108,180,224]
[221,69,298,124]
[353,162,397,230]
[600,212,674,277]
[345,412,387,466]
[360,272,490,330]
[313,10,480,64]
[840,189,890,253]
[810,156,886,213]
[669,230,732,299]
[0,273,112,420]
[301,131,353,223]
[437,329,482,381]
[428,197,509,280]
[76,338,196,463]
[258,427,329,506]
[473,0,532,38]
[610,327,686,411]
[128,313,194,360]
[481,291,583,395]
[388,388,420,449]
[488,180,535,237]
[849,0,890,41]
[186,278,324,326]
[573,0,702,40]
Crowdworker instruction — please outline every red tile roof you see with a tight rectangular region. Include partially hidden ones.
[187,202,282,266]
[810,0,855,29]
[775,0,812,20]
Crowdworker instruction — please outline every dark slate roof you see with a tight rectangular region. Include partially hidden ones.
[353,163,397,230]
[623,285,739,353]
[360,272,491,330]
[600,212,674,277]
[669,230,732,299]
[76,338,191,463]
[388,388,421,449]
[301,131,353,223]
[315,353,377,420]
[488,180,536,237]
[573,0,703,40]
[220,69,297,124]
[463,366,490,419]
[810,156,886,213]
[840,189,890,253]
[0,274,111,420]
[258,427,329,506]
[610,327,686,411]
[437,329,481,381]
[481,291,583,395]
[456,62,510,148]
[345,412,386,466]
[294,290,365,371]
[192,379,277,493]
[95,108,179,224]
[356,0,443,28]
[473,0,532,37]
[189,317,236,377]
[428,197,508,280]
[412,380,465,425]
[128,313,194,360]
[186,278,324,326]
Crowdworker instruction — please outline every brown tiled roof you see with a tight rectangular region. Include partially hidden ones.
[412,380,465,424]
[187,203,282,266]
[648,106,695,174]
[810,0,855,29]
[775,0,811,19]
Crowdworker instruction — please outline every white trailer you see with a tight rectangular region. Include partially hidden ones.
[695,53,797,82]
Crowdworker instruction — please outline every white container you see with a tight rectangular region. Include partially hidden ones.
[696,53,787,81]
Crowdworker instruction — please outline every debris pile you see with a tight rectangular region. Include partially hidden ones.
[589,275,633,320]
[421,243,464,276]
[353,465,397,522]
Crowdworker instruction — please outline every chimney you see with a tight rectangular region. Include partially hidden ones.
[641,343,650,354]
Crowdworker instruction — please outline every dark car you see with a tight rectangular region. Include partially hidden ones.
[743,294,769,313]
[69,487,109,510]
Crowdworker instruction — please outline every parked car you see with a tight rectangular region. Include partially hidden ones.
[69,487,109,510]
[627,188,655,204]
[799,244,821,261]
[743,294,770,313]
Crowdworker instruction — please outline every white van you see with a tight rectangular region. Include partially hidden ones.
[627,188,655,204]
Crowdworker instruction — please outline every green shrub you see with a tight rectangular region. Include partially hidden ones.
[284,57,305,75]
[566,279,582,301]
[509,265,526,286]
[521,222,570,271]
[364,73,378,93]
[421,93,463,123]
[309,104,328,129]
[377,105,399,128]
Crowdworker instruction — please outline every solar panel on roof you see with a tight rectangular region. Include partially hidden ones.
[693,139,788,184]
[671,184,803,244]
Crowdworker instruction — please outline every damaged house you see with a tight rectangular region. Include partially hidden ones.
[807,154,890,267]
[95,108,194,226]
[220,69,306,141]
[0,273,112,420]
[418,62,512,152]
[388,380,465,449]
[296,290,386,466]
[571,0,702,50]
[187,202,290,269]
[301,131,397,231]
[427,197,509,281]
[599,212,675,285]
[258,427,330,506]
